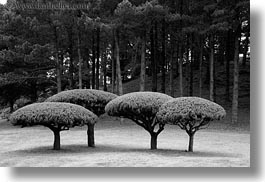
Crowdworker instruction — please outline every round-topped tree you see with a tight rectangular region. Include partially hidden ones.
[105,92,173,150]
[46,89,117,147]
[156,97,226,152]
[10,102,98,150]
[45,89,118,116]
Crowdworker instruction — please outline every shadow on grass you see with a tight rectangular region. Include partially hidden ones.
[8,144,239,158]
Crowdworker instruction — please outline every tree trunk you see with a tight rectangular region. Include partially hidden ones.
[78,33,82,89]
[213,46,217,102]
[232,28,240,124]
[161,20,166,93]
[189,35,194,96]
[56,53,62,93]
[242,30,249,67]
[9,100,14,113]
[176,43,179,76]
[150,26,157,92]
[85,53,91,89]
[53,129,61,150]
[169,55,174,96]
[111,35,116,93]
[154,23,158,92]
[209,34,214,101]
[225,51,230,101]
[225,30,233,101]
[114,29,123,95]
[103,51,107,91]
[87,124,95,147]
[69,51,74,89]
[189,52,193,96]
[96,27,100,90]
[169,36,175,97]
[188,132,194,152]
[179,45,183,97]
[68,30,74,89]
[185,35,190,96]
[55,27,62,93]
[140,38,146,91]
[199,36,203,97]
[150,133,158,150]
[92,30,96,89]
[178,0,184,97]
[28,81,37,102]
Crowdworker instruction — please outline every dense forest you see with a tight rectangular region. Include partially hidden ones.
[0,0,250,123]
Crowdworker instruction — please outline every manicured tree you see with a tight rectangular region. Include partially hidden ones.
[10,102,98,150]
[156,97,226,152]
[45,89,118,147]
[46,89,117,116]
[105,92,173,150]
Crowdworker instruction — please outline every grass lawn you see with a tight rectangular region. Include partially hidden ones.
[0,114,250,167]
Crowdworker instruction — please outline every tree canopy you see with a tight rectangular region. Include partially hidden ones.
[10,102,98,150]
[0,0,249,124]
[105,91,172,149]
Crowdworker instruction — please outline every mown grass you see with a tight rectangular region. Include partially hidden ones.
[0,114,249,167]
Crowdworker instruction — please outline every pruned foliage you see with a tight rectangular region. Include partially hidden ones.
[157,97,226,125]
[105,91,172,149]
[46,89,118,116]
[10,102,98,150]
[10,102,97,128]
[105,91,172,119]
[156,97,226,152]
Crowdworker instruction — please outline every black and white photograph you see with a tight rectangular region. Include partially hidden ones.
[0,0,251,169]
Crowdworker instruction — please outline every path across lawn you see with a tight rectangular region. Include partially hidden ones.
[0,117,250,167]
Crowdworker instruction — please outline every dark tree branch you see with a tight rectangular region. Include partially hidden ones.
[131,118,148,131]
[194,119,211,131]
[155,123,165,135]
[42,124,58,132]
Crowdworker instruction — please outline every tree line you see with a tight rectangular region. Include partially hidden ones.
[0,0,250,123]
